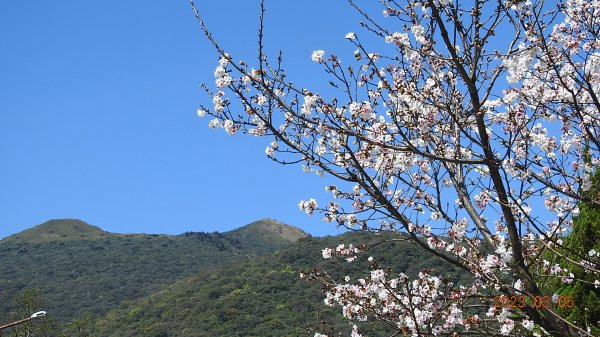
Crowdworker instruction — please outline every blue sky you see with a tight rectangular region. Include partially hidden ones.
[0,1,371,238]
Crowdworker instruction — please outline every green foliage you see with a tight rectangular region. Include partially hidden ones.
[59,317,93,337]
[0,219,304,323]
[85,232,469,337]
[1,220,468,336]
[2,288,58,337]
[553,171,600,334]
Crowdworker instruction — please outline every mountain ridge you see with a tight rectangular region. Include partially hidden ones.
[0,218,310,322]
[1,222,470,336]
[1,218,308,244]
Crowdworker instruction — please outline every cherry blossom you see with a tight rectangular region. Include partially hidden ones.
[191,0,600,335]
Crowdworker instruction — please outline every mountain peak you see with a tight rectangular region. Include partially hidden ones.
[223,219,309,255]
[2,219,108,243]
[242,218,309,242]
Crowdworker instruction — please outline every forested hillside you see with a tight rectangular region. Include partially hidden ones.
[0,218,306,323]
[1,220,467,336]
[75,233,468,336]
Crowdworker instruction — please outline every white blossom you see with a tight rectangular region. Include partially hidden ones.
[312,50,325,63]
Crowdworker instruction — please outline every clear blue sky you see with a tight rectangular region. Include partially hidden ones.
[0,1,373,239]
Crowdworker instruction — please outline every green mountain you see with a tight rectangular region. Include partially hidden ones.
[1,219,108,243]
[0,218,306,323]
[80,233,468,337]
[225,218,309,254]
[1,220,466,337]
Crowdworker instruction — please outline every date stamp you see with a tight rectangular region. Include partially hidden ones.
[493,295,575,309]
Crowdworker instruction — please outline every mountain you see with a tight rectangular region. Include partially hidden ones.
[230,218,308,242]
[2,220,468,337]
[225,218,309,254]
[0,218,306,323]
[87,235,337,337]
[1,219,108,243]
[72,233,469,337]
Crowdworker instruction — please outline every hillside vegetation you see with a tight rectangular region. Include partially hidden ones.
[0,218,305,323]
[2,219,108,243]
[1,219,466,336]
[86,232,468,336]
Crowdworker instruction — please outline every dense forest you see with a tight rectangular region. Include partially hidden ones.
[0,219,467,336]
[0,219,306,322]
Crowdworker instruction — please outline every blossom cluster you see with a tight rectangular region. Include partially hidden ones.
[320,262,486,336]
[321,243,365,262]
